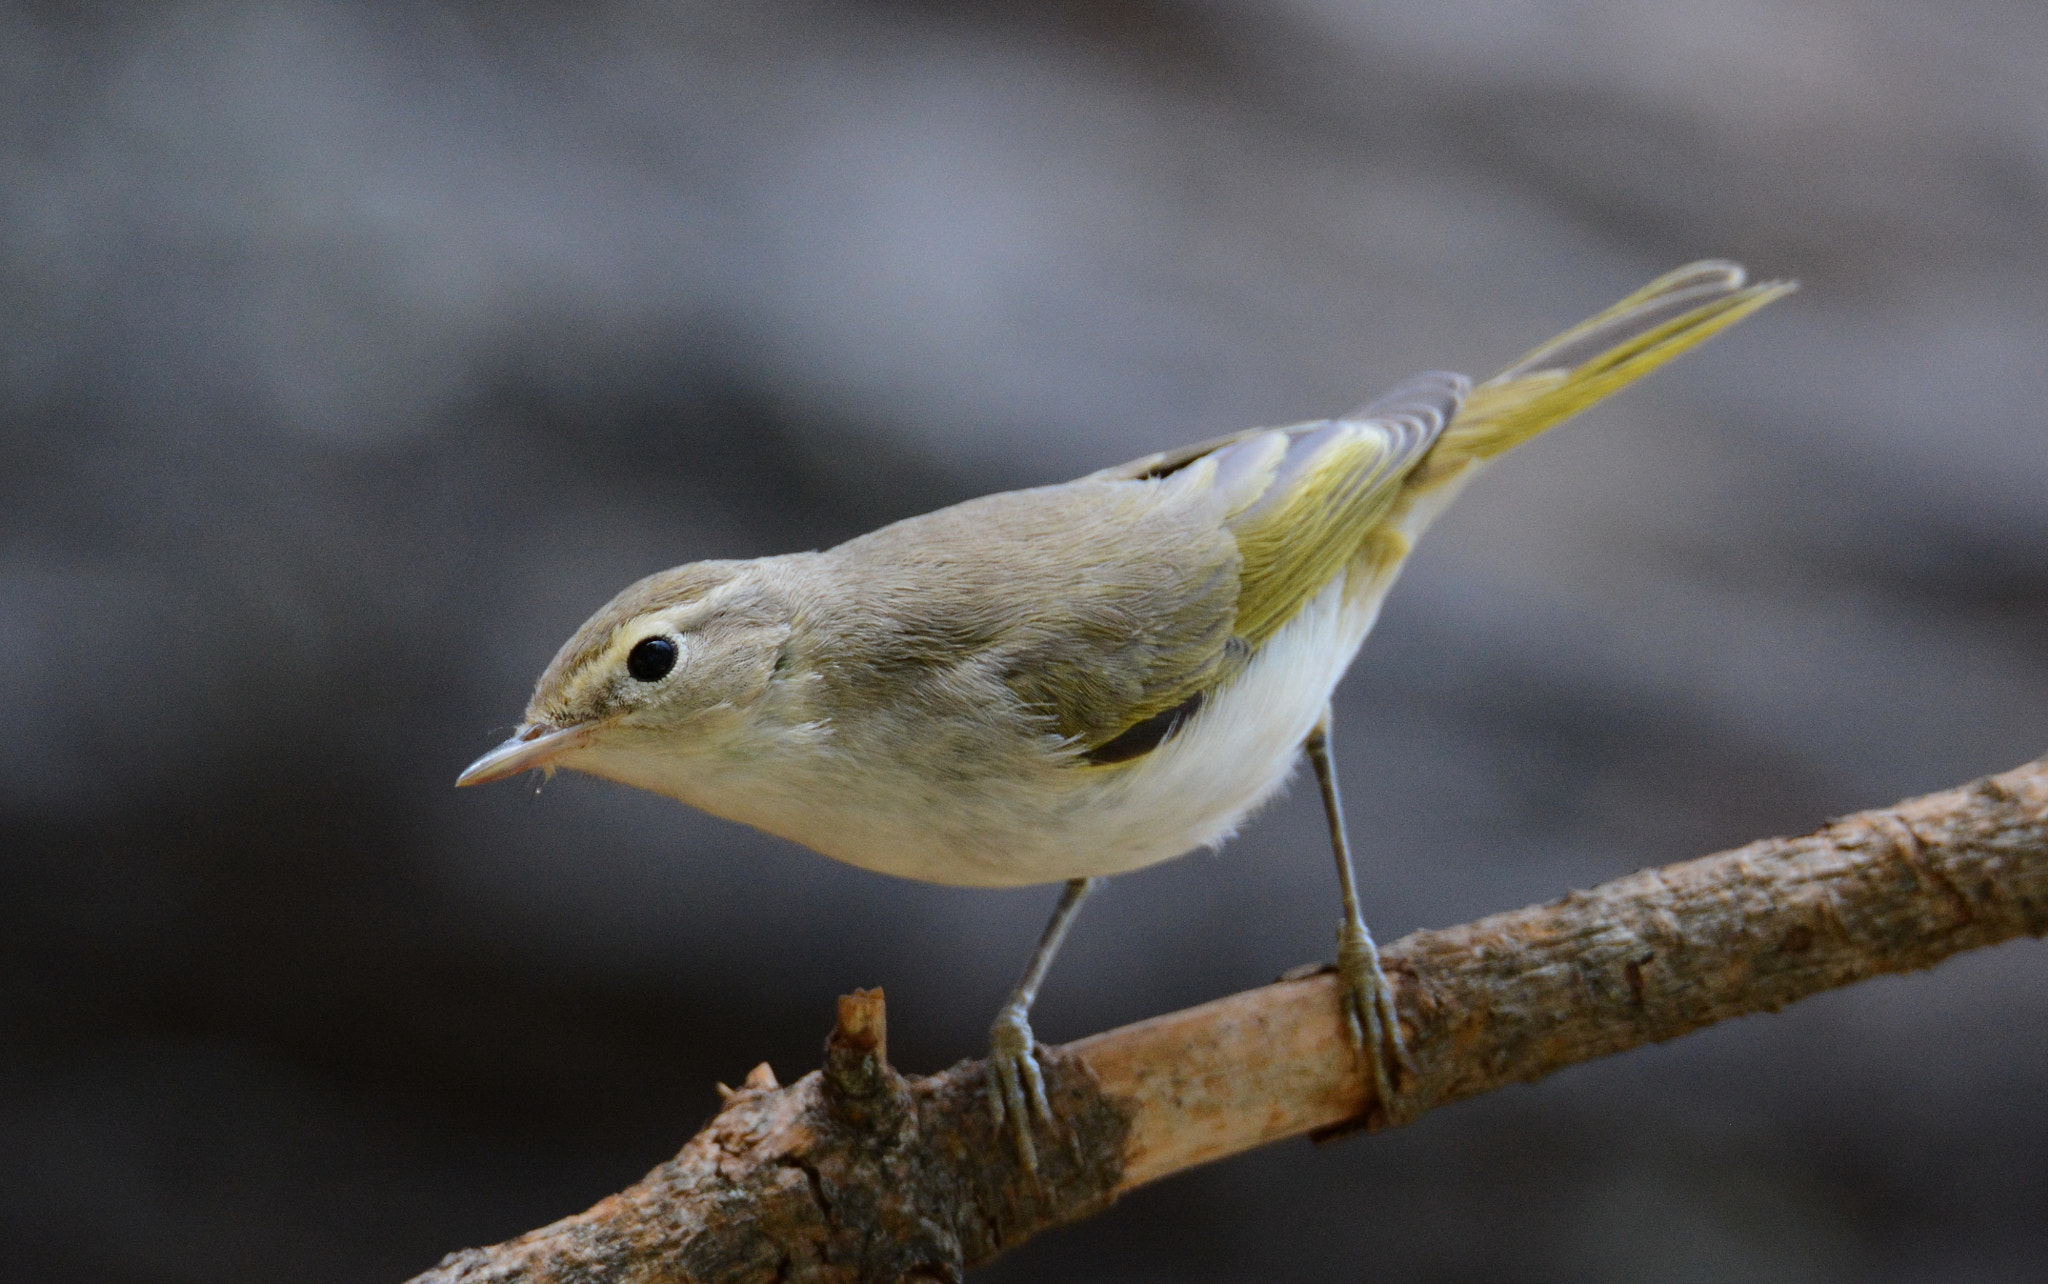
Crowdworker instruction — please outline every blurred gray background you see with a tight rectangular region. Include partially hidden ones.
[4,1,2047,1280]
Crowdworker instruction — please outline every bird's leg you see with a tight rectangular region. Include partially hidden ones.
[1304,710,1411,1116]
[988,875,1099,1173]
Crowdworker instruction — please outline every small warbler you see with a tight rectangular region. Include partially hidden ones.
[459,261,1792,1169]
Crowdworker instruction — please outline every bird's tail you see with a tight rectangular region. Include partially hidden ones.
[1414,261,1795,484]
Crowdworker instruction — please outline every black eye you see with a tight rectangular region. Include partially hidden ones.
[626,636,678,682]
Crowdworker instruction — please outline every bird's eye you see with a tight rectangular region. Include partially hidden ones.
[626,636,679,682]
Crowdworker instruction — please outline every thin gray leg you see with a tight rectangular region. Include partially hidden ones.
[988,875,1099,1172]
[1304,709,1411,1114]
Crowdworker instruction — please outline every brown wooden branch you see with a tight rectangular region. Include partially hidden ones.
[410,755,2048,1283]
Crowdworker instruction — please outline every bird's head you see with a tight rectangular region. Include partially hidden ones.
[457,559,797,788]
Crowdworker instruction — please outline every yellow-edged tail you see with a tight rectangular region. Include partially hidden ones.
[1428,261,1795,475]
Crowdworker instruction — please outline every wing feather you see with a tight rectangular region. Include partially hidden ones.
[1009,373,1460,755]
[1224,374,1461,647]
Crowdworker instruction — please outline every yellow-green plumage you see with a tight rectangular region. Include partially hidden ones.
[1419,261,1795,478]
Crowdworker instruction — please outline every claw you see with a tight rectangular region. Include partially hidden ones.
[988,1002,1048,1172]
[1337,919,1411,1120]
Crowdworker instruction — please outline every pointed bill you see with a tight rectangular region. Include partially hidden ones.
[456,723,596,787]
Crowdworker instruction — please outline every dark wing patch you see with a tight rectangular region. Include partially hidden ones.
[1080,690,1207,765]
[1082,429,1260,483]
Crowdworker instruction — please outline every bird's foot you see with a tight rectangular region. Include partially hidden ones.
[987,1001,1052,1173]
[1337,918,1412,1122]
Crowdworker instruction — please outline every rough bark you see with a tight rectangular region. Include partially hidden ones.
[411,755,2048,1283]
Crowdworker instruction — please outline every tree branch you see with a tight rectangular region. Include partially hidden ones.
[411,755,2048,1283]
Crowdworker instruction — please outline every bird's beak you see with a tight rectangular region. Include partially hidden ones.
[456,723,597,787]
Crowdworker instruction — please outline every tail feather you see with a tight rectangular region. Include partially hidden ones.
[1424,261,1796,476]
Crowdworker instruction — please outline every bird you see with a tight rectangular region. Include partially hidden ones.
[458,260,1792,1170]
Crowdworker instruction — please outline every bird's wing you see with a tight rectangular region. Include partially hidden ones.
[1023,374,1460,758]
[1204,373,1461,647]
[1089,371,1462,646]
